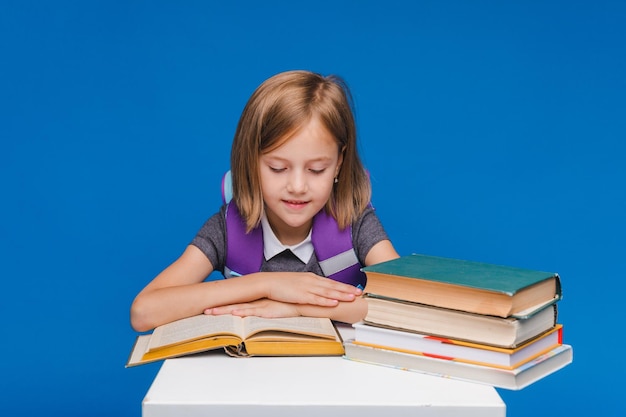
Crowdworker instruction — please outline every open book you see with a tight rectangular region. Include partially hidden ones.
[126,314,344,367]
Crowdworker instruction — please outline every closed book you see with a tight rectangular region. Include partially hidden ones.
[362,254,561,318]
[364,293,558,348]
[343,340,573,390]
[352,322,563,369]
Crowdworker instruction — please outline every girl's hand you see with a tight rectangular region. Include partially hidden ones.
[261,272,362,306]
[205,299,299,318]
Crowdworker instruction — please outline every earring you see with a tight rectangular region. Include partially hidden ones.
[334,177,338,184]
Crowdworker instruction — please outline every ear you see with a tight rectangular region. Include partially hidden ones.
[335,145,346,177]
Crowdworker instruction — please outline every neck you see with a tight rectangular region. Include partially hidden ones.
[264,216,312,246]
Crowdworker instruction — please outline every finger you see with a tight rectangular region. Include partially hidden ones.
[306,295,341,306]
[230,308,258,317]
[203,307,236,315]
[210,305,245,315]
[308,288,358,303]
[313,276,363,295]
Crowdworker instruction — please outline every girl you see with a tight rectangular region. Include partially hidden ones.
[131,70,399,332]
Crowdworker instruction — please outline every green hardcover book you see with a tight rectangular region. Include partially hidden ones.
[362,254,561,318]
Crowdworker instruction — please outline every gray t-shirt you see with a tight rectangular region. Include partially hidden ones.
[191,205,389,278]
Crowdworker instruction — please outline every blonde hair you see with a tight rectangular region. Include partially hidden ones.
[230,70,371,232]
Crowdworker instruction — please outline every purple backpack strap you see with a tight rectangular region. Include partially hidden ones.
[311,210,367,289]
[224,196,365,288]
[224,203,263,277]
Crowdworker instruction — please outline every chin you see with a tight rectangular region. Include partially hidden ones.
[282,217,314,229]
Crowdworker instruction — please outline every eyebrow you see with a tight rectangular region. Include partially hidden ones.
[262,155,334,163]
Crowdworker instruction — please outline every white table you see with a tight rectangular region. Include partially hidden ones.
[142,325,506,417]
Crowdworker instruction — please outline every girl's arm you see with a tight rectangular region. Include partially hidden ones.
[206,295,368,324]
[131,245,364,332]
[131,245,229,332]
[364,239,400,266]
[204,239,401,324]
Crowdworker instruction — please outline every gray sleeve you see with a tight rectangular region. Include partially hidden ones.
[352,206,391,265]
[189,205,227,273]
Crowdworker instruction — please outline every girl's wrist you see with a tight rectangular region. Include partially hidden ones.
[250,272,272,300]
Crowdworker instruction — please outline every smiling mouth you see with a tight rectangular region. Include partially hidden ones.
[283,199,309,207]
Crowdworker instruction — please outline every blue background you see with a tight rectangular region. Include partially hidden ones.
[2,1,624,415]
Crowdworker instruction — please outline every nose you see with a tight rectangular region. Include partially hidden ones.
[286,170,308,194]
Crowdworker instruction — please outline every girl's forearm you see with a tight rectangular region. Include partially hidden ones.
[130,275,269,332]
[131,268,367,331]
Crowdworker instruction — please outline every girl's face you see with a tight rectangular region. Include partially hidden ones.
[259,116,343,245]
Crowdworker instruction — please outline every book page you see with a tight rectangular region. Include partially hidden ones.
[126,335,151,367]
[148,314,244,351]
[242,316,337,340]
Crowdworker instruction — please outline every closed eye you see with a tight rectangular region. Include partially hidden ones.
[309,168,326,175]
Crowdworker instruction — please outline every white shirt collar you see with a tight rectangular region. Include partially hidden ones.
[260,214,314,264]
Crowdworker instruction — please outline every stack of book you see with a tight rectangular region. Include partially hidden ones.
[343,254,573,390]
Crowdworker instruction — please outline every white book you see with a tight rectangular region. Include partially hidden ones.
[352,322,563,369]
[343,340,573,390]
